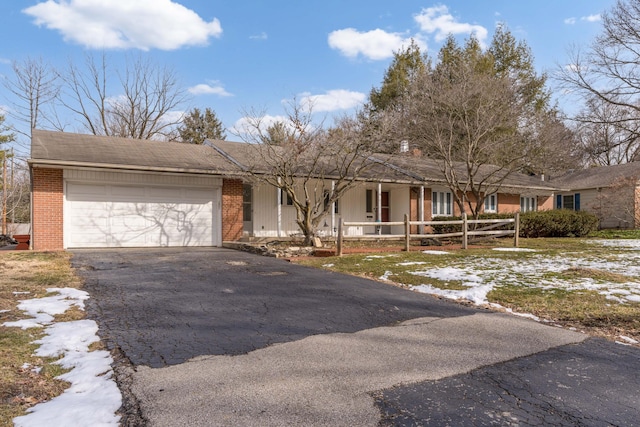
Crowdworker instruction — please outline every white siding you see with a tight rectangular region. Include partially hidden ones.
[249,181,413,237]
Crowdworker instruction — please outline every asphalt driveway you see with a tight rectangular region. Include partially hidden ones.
[71,248,639,426]
[72,247,475,367]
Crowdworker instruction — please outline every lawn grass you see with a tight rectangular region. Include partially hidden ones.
[589,229,640,239]
[298,237,640,343]
[0,252,82,427]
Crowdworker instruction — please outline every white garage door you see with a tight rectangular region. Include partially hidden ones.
[65,182,219,248]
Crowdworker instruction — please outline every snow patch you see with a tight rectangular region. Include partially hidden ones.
[421,250,449,255]
[492,247,537,252]
[4,288,121,427]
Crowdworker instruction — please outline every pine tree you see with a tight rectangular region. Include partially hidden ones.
[368,40,427,113]
[178,107,226,144]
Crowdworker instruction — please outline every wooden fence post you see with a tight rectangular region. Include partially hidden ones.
[337,217,343,256]
[462,213,468,249]
[514,212,520,247]
[404,213,410,252]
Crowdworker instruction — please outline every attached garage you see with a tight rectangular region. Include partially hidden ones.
[64,171,222,248]
[29,130,244,251]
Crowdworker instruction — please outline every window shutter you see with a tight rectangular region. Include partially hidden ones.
[575,193,581,211]
[556,194,562,209]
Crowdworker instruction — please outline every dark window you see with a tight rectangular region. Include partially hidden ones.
[563,195,574,211]
[366,189,373,213]
[279,189,293,206]
[242,184,252,221]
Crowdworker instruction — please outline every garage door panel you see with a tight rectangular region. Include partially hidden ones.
[67,183,108,200]
[111,185,146,198]
[66,182,218,248]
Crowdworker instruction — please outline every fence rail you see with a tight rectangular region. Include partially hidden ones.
[336,213,519,256]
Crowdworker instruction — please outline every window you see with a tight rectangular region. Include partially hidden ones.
[432,191,452,216]
[365,189,373,213]
[520,196,537,212]
[563,195,574,211]
[243,184,252,221]
[279,188,293,206]
[556,193,581,211]
[484,194,497,213]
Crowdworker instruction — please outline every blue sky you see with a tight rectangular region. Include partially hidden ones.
[0,0,615,156]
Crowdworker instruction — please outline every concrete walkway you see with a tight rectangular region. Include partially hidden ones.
[131,314,584,426]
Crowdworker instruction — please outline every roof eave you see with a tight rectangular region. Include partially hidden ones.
[27,158,245,177]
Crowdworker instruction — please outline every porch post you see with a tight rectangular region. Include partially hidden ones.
[277,179,282,238]
[331,180,336,237]
[377,183,382,235]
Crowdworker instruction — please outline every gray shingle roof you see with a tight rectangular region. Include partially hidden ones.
[550,162,640,190]
[30,129,238,174]
[28,130,561,193]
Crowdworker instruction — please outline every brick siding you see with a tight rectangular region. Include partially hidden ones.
[497,193,520,213]
[222,178,243,241]
[32,167,64,250]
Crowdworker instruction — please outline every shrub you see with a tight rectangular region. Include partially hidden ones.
[431,213,514,234]
[430,210,599,238]
[520,210,599,238]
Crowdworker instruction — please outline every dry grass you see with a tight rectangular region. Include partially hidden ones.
[297,237,640,344]
[0,252,82,427]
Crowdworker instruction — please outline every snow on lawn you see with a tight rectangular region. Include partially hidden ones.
[589,239,640,249]
[407,240,640,306]
[3,288,121,427]
[422,250,449,255]
[492,247,537,252]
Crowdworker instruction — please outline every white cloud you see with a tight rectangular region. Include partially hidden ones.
[414,5,488,46]
[581,14,601,22]
[328,28,423,61]
[250,32,268,40]
[299,90,366,112]
[231,114,288,137]
[23,0,222,51]
[188,82,233,97]
[161,110,185,125]
[565,14,601,25]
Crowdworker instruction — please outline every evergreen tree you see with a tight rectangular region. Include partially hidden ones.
[368,40,427,113]
[178,107,226,144]
[489,24,550,112]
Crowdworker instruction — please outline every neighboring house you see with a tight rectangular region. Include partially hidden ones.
[29,130,581,250]
[548,162,640,229]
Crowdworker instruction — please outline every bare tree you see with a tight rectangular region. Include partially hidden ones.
[2,56,60,138]
[4,159,30,224]
[522,110,581,174]
[574,95,640,165]
[556,0,640,145]
[58,53,189,140]
[400,49,527,220]
[236,100,387,245]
